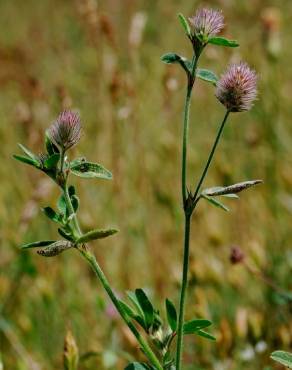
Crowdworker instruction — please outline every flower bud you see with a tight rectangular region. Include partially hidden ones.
[48,110,81,151]
[216,62,257,112]
[64,330,79,370]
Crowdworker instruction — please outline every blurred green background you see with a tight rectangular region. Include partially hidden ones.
[0,0,291,369]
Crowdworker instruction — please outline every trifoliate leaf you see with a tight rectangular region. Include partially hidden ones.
[208,36,239,47]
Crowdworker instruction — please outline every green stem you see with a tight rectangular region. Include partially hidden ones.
[175,213,191,370]
[176,111,230,368]
[63,184,82,237]
[181,57,198,206]
[79,248,163,370]
[60,156,162,370]
[176,56,198,370]
[181,88,193,205]
[192,110,230,206]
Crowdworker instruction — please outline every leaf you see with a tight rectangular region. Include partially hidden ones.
[203,180,263,197]
[70,157,86,167]
[76,228,118,244]
[127,291,145,319]
[57,193,67,215]
[68,185,76,196]
[160,53,192,76]
[58,228,75,242]
[13,154,39,168]
[165,299,177,332]
[196,329,216,341]
[201,194,229,212]
[135,289,154,330]
[124,363,151,370]
[18,143,38,161]
[178,13,191,36]
[44,153,60,169]
[21,240,55,250]
[196,68,218,86]
[70,161,112,180]
[161,53,182,64]
[119,300,147,328]
[183,319,212,334]
[119,300,136,319]
[71,195,79,212]
[42,207,63,224]
[271,351,292,368]
[208,36,239,48]
[37,240,73,257]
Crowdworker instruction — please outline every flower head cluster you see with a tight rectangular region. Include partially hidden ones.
[216,62,257,112]
[48,110,82,151]
[189,8,224,40]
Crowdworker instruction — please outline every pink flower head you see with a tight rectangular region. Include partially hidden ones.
[216,62,257,112]
[48,110,82,151]
[189,8,224,40]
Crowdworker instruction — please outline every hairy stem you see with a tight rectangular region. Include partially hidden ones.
[181,57,198,205]
[175,213,191,369]
[176,56,198,370]
[60,155,162,369]
[63,184,82,237]
[79,248,163,370]
[176,107,230,368]
[192,110,230,205]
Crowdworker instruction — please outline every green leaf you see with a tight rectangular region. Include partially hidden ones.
[201,194,229,212]
[161,53,181,64]
[13,154,39,168]
[71,195,79,212]
[76,228,118,244]
[208,36,239,48]
[165,299,177,332]
[42,207,63,224]
[119,300,147,328]
[119,300,136,319]
[126,291,145,319]
[203,180,263,197]
[124,363,151,370]
[57,193,67,215]
[21,240,55,250]
[196,329,216,341]
[178,13,191,36]
[37,240,73,257]
[44,153,60,169]
[68,185,76,196]
[271,351,292,368]
[70,157,86,167]
[196,68,218,86]
[45,133,59,155]
[70,161,112,180]
[135,289,154,330]
[18,143,38,161]
[183,319,212,334]
[58,228,75,242]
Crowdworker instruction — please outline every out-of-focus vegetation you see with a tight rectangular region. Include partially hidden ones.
[0,0,291,369]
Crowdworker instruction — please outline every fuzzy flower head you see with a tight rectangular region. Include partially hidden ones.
[216,62,257,112]
[48,110,82,151]
[189,8,224,41]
